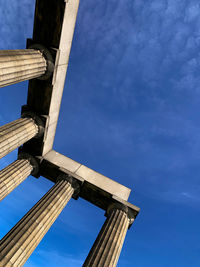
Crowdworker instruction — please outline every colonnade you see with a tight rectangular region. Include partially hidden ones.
[0,48,134,266]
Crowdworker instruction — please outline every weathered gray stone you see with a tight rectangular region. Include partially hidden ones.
[0,0,141,265]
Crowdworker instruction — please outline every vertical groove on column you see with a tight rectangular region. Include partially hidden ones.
[0,179,74,267]
[0,49,47,88]
[0,159,33,201]
[0,118,39,159]
[83,209,130,267]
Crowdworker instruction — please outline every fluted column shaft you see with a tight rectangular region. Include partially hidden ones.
[0,118,39,159]
[0,49,47,88]
[0,179,74,267]
[83,207,131,267]
[0,159,33,201]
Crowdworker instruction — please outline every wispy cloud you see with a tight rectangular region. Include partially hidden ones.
[0,0,35,49]
[56,0,200,207]
[71,0,200,107]
[26,249,84,267]
[0,0,200,266]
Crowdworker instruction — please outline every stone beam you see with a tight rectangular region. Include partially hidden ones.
[40,150,140,217]
[22,0,80,156]
[42,150,131,200]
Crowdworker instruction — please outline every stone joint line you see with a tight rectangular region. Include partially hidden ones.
[0,0,140,266]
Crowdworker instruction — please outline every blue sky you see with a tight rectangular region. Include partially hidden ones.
[0,0,200,266]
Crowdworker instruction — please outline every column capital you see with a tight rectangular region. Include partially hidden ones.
[21,111,44,138]
[18,152,40,176]
[57,174,81,199]
[107,202,128,216]
[28,44,54,80]
[83,203,130,266]
[107,202,135,227]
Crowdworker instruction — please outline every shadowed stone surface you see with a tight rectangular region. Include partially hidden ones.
[24,0,80,156]
[0,0,140,265]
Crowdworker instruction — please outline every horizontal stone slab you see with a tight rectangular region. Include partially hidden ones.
[43,150,131,201]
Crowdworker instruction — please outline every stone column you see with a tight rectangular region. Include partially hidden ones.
[0,176,79,267]
[0,154,38,201]
[83,203,133,267]
[0,49,47,88]
[0,113,43,159]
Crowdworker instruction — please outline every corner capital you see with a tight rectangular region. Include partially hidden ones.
[57,174,81,199]
[18,152,40,176]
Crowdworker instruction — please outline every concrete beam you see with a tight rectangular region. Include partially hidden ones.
[43,150,131,201]
[40,150,140,218]
[18,0,140,221]
[22,0,80,156]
